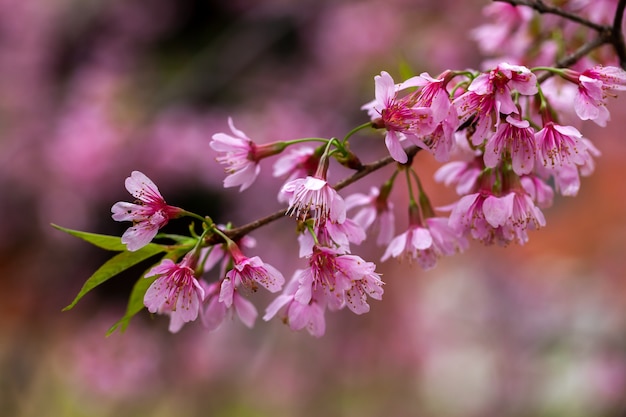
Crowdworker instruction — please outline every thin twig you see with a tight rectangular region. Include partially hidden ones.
[611,0,626,68]
[494,0,608,32]
[205,146,420,244]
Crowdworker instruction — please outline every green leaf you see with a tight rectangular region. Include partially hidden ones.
[107,271,158,335]
[63,244,165,311]
[52,224,127,251]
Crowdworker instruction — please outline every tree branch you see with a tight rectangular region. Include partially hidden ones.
[494,0,608,32]
[205,146,420,245]
[611,0,626,68]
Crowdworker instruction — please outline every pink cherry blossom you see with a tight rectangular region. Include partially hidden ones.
[281,176,346,225]
[566,66,626,126]
[144,253,205,333]
[221,245,285,300]
[521,174,554,208]
[263,271,326,337]
[434,158,483,196]
[211,117,286,191]
[295,246,384,314]
[210,117,259,191]
[535,122,587,168]
[272,146,318,181]
[362,71,435,163]
[111,171,182,251]
[448,190,514,245]
[499,190,546,245]
[484,114,536,175]
[201,280,258,331]
[455,63,537,145]
[381,218,467,270]
[344,186,395,246]
[297,218,365,257]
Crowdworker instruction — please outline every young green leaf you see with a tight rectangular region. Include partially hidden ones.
[107,271,158,335]
[52,224,130,251]
[63,244,166,311]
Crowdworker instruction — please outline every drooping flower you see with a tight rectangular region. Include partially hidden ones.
[111,171,182,251]
[484,114,536,175]
[211,117,286,191]
[144,253,205,333]
[295,246,384,314]
[297,217,365,257]
[448,189,514,245]
[273,146,319,182]
[454,63,537,145]
[281,175,346,225]
[201,280,258,331]
[263,270,327,337]
[219,245,285,306]
[535,122,587,168]
[381,203,467,270]
[344,186,395,246]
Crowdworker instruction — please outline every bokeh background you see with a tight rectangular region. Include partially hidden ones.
[2,0,626,416]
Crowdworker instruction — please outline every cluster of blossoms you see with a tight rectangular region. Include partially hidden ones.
[63,1,626,337]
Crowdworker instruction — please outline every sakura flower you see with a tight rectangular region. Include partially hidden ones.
[201,280,258,331]
[263,271,326,337]
[565,66,626,126]
[144,253,205,333]
[282,176,346,225]
[381,218,467,270]
[211,117,286,191]
[295,246,384,314]
[219,245,285,307]
[111,171,182,251]
[448,190,514,245]
[535,122,587,168]
[484,114,536,175]
[363,71,435,163]
[434,158,483,196]
[297,218,365,257]
[345,186,395,246]
[521,174,554,208]
[499,189,546,245]
[273,146,318,181]
[454,63,537,145]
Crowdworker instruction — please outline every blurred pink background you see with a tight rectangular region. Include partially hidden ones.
[1,0,626,416]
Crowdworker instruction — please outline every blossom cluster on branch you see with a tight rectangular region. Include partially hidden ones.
[59,0,626,337]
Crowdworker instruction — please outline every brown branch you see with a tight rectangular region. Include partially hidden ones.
[494,0,608,32]
[204,146,420,245]
[611,0,626,69]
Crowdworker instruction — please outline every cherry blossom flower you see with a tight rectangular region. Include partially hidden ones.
[521,174,554,208]
[273,146,318,181]
[499,190,546,245]
[565,66,626,126]
[297,218,365,257]
[448,190,514,245]
[144,253,205,333]
[535,122,587,168]
[434,158,483,196]
[111,171,182,251]
[281,175,346,225]
[201,280,258,331]
[363,71,435,163]
[345,186,395,246]
[295,246,384,314]
[381,217,467,270]
[211,117,286,191]
[263,271,326,337]
[454,63,537,145]
[484,114,536,175]
[219,245,285,305]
